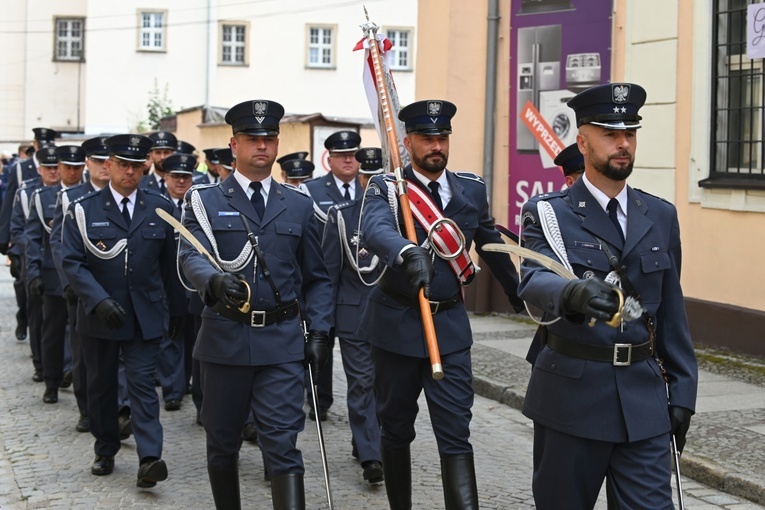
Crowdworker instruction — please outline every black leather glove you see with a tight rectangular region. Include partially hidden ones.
[559,278,620,322]
[28,277,44,300]
[63,285,79,306]
[304,330,331,381]
[400,246,434,298]
[669,406,693,453]
[207,273,248,309]
[8,254,20,279]
[0,243,9,255]
[168,315,184,339]
[94,298,127,330]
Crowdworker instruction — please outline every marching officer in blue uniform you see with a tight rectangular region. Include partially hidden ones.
[213,147,234,181]
[61,134,185,488]
[196,148,222,185]
[1,128,57,341]
[49,136,113,433]
[157,153,197,412]
[179,99,333,510]
[322,147,385,485]
[26,145,86,404]
[277,151,314,185]
[517,83,697,509]
[359,100,524,509]
[303,129,361,421]
[140,131,177,194]
[10,147,53,381]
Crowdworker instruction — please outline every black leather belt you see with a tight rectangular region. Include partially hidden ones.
[378,279,462,314]
[213,299,300,328]
[547,332,653,366]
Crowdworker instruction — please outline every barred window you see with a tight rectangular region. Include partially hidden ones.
[221,24,247,65]
[307,26,334,68]
[386,29,413,71]
[55,18,84,62]
[138,11,166,52]
[707,0,765,186]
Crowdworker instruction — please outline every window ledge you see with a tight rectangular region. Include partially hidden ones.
[698,177,765,191]
[698,183,765,213]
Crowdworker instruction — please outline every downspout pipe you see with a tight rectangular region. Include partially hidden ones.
[482,0,500,212]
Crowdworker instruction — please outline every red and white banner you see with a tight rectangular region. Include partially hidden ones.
[354,35,411,169]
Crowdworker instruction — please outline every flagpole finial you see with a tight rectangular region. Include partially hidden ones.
[364,6,369,21]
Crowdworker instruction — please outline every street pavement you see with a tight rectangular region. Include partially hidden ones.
[0,265,761,509]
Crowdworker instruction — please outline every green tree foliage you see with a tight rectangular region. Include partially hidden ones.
[147,80,174,130]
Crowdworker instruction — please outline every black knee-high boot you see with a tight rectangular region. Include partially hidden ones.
[207,464,241,510]
[441,454,479,510]
[382,446,412,510]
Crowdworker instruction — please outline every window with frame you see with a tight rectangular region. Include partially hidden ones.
[386,28,413,71]
[220,23,247,65]
[307,26,334,68]
[138,11,166,51]
[54,18,85,62]
[705,0,765,188]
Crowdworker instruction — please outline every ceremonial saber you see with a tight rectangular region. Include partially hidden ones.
[361,9,443,380]
[304,327,334,510]
[672,435,685,510]
[155,207,251,313]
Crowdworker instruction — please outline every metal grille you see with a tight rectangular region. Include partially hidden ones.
[710,0,765,184]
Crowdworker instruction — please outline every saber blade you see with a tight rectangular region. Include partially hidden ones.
[308,365,333,509]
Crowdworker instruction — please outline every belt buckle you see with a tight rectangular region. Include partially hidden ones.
[613,343,632,366]
[429,300,439,314]
[250,310,266,328]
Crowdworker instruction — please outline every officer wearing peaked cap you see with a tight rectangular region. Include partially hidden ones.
[26,145,85,405]
[198,148,222,185]
[320,145,385,485]
[50,136,114,434]
[180,99,332,509]
[278,152,314,185]
[61,133,185,488]
[302,129,362,422]
[518,83,697,509]
[12,146,55,382]
[359,99,523,509]
[554,142,585,187]
[213,147,234,181]
[141,131,177,194]
[0,127,57,255]
[177,140,197,156]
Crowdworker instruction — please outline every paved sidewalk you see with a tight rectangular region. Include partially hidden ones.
[470,312,765,508]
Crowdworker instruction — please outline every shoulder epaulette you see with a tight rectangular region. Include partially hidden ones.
[535,189,568,201]
[190,182,219,193]
[142,187,172,202]
[61,183,86,196]
[454,171,485,184]
[72,190,100,205]
[280,182,310,197]
[633,188,672,205]
[20,177,38,189]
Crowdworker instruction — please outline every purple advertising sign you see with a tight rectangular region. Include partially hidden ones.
[508,0,613,232]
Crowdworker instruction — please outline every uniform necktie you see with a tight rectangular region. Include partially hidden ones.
[177,199,183,210]
[121,197,131,226]
[343,183,351,201]
[428,181,443,211]
[159,178,166,195]
[250,181,265,218]
[607,198,624,243]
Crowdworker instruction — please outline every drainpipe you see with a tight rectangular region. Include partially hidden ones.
[482,0,500,213]
[205,0,212,108]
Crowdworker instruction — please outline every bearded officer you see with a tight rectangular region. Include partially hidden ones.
[141,131,177,195]
[61,134,185,488]
[359,100,524,509]
[179,99,333,509]
[517,83,697,509]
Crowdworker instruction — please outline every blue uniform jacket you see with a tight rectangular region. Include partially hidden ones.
[322,199,382,339]
[25,184,63,295]
[60,187,184,341]
[0,158,36,246]
[50,182,98,293]
[9,178,41,261]
[359,166,522,358]
[517,177,698,443]
[304,173,361,226]
[179,174,333,367]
